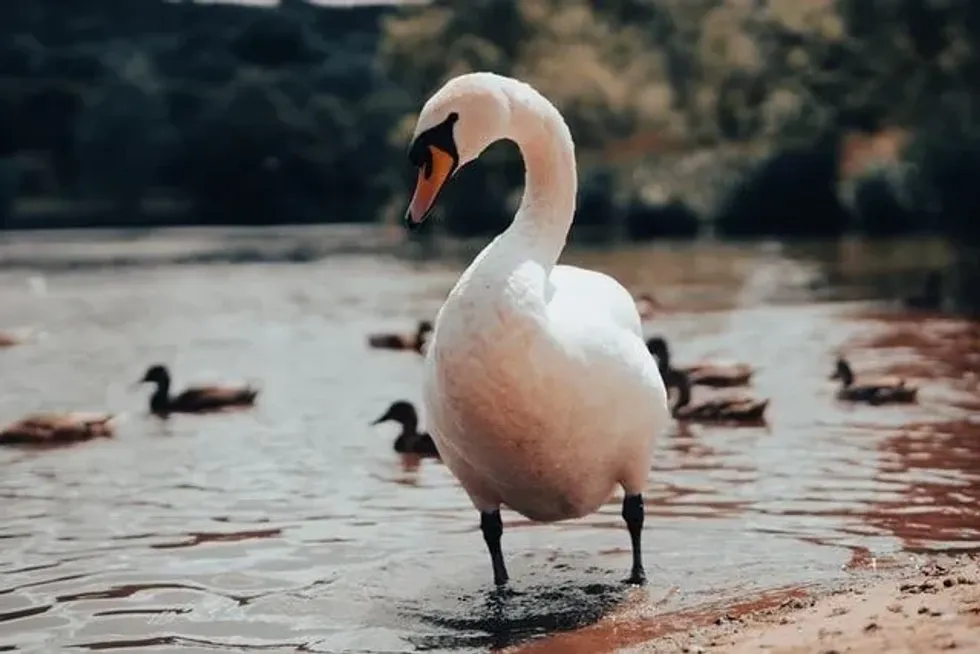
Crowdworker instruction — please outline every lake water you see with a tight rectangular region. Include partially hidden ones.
[0,227,977,653]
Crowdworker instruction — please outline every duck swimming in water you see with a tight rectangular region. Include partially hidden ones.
[647,336,754,388]
[367,320,433,355]
[0,412,117,446]
[371,400,440,458]
[664,369,769,424]
[138,364,259,417]
[0,328,37,348]
[402,72,669,587]
[831,357,918,405]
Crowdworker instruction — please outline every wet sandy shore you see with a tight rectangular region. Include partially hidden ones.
[625,553,980,653]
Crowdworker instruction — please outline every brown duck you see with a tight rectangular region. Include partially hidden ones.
[138,364,259,417]
[0,412,116,446]
[371,400,440,458]
[831,357,918,405]
[367,320,433,355]
[647,336,753,387]
[665,369,769,424]
[0,332,22,347]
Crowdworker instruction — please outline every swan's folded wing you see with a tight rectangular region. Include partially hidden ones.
[546,264,643,338]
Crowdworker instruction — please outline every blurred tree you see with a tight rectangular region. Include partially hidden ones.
[75,48,172,217]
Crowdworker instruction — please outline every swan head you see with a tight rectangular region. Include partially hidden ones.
[404,73,513,228]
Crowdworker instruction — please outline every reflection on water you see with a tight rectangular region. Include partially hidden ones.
[0,229,977,653]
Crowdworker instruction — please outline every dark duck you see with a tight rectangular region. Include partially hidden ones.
[664,368,770,424]
[831,357,918,405]
[367,320,433,355]
[371,400,440,458]
[138,364,259,417]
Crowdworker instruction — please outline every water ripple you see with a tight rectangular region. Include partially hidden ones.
[0,234,977,652]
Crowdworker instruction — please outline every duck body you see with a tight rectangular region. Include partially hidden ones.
[836,384,917,404]
[140,365,258,417]
[403,72,669,585]
[0,412,115,446]
[681,363,754,388]
[367,320,432,354]
[0,333,19,348]
[664,370,769,424]
[153,386,259,415]
[832,357,917,405]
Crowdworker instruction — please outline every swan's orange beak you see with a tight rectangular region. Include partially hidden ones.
[406,145,455,228]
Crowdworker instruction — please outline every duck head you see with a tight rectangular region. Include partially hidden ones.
[830,358,854,386]
[371,401,418,429]
[138,364,171,388]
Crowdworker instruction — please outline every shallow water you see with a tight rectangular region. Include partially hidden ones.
[0,228,977,653]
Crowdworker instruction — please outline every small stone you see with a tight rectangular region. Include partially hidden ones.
[887,603,903,613]
[956,577,975,585]
[829,606,848,617]
[918,606,930,615]
[864,622,879,633]
[944,578,956,588]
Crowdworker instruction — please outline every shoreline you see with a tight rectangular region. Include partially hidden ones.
[506,553,980,654]
[647,552,980,653]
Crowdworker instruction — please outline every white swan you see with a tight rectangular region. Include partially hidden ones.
[403,72,670,586]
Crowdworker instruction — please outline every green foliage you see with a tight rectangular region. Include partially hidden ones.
[0,0,977,243]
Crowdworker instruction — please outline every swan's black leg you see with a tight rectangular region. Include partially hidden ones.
[622,493,646,585]
[480,509,509,585]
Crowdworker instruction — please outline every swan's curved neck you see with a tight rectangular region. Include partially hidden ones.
[503,94,577,265]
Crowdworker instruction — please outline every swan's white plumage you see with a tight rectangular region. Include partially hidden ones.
[414,72,669,524]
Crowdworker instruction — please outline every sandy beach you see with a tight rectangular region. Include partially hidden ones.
[631,553,980,653]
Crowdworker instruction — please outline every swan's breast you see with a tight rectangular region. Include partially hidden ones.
[424,313,665,521]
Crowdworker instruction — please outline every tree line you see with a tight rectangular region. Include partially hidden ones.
[0,0,978,244]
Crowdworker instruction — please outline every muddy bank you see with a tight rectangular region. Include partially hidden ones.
[623,554,980,653]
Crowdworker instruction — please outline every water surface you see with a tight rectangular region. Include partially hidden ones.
[0,228,976,653]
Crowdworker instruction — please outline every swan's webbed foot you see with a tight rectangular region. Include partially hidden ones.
[480,509,509,586]
[622,493,647,586]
